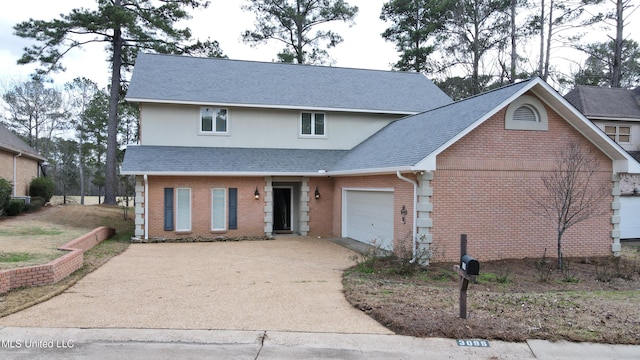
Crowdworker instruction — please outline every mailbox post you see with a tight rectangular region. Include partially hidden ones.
[453,234,480,319]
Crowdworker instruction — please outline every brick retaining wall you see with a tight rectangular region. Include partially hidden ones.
[0,226,115,294]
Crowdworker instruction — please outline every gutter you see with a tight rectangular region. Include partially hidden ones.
[13,153,22,197]
[396,171,417,262]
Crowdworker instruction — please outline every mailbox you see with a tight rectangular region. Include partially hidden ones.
[461,255,480,276]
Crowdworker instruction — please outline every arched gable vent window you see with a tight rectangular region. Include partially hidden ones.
[513,105,539,122]
[505,95,548,131]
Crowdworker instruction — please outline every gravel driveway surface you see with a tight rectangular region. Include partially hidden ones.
[0,237,391,334]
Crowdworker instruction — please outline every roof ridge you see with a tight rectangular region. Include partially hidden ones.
[414,77,537,116]
[138,52,426,76]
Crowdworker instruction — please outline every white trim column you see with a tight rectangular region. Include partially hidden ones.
[133,175,145,239]
[300,177,310,236]
[611,173,622,256]
[416,171,434,264]
[264,177,273,236]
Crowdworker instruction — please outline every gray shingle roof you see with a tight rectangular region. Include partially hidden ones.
[564,85,640,119]
[126,53,452,113]
[122,80,533,175]
[332,80,533,171]
[0,123,45,160]
[121,146,348,174]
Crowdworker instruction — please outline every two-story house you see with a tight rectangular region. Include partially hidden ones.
[0,123,46,202]
[565,86,640,239]
[122,53,640,262]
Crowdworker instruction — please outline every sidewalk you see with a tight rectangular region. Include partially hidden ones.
[0,327,638,359]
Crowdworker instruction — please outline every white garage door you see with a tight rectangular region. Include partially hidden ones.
[343,190,394,250]
[620,196,640,239]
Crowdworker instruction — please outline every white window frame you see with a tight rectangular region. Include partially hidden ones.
[211,188,227,231]
[300,112,326,137]
[604,124,631,144]
[175,188,192,232]
[505,95,548,131]
[199,107,229,135]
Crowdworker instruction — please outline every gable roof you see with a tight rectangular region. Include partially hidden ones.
[564,85,640,120]
[332,80,533,173]
[121,78,640,176]
[125,53,452,114]
[0,123,45,161]
[335,77,640,174]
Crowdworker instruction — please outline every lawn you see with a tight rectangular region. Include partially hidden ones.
[0,204,133,317]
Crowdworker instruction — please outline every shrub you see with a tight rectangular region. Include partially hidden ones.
[0,178,11,214]
[5,199,25,216]
[23,196,45,213]
[29,177,55,202]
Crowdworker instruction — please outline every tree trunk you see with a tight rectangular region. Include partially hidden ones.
[543,0,553,81]
[611,0,624,87]
[538,0,545,77]
[296,0,304,63]
[472,17,480,95]
[557,231,563,270]
[104,0,123,205]
[79,139,85,205]
[510,0,517,82]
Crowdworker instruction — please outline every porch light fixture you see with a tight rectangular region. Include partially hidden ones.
[314,186,321,200]
[400,205,408,224]
[254,187,260,200]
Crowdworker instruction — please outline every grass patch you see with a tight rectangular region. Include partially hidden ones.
[0,252,35,263]
[423,268,457,282]
[0,251,64,270]
[0,205,134,318]
[0,227,63,236]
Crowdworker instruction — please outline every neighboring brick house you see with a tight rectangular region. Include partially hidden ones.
[122,53,640,262]
[0,123,46,200]
[565,86,640,239]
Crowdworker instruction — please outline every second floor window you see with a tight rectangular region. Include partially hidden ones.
[201,107,228,134]
[605,125,631,143]
[301,112,325,136]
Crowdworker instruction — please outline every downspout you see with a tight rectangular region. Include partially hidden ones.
[396,171,417,262]
[144,174,149,241]
[13,153,22,197]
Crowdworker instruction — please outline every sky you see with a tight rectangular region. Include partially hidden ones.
[0,0,637,90]
[0,0,398,89]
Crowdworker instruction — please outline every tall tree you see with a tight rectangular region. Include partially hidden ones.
[380,0,449,72]
[532,0,602,81]
[84,90,110,202]
[596,0,639,87]
[65,78,101,205]
[574,39,640,87]
[1,80,67,158]
[50,137,81,203]
[437,0,511,95]
[13,0,222,204]
[242,0,358,64]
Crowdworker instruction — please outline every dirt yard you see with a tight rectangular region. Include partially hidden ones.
[343,246,640,344]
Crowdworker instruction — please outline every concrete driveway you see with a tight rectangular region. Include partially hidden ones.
[0,237,391,334]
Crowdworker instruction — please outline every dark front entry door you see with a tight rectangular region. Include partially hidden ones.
[273,188,292,233]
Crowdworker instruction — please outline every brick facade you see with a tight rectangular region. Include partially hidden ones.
[0,151,40,197]
[430,103,614,262]
[145,176,267,239]
[133,94,618,263]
